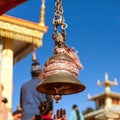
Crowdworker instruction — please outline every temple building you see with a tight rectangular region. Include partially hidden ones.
[84,73,120,120]
[0,0,47,119]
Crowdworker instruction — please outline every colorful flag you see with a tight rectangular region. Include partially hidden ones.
[0,0,28,16]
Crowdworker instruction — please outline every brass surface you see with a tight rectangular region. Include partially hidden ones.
[36,73,85,95]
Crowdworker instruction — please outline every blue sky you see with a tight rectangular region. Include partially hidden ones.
[6,0,120,118]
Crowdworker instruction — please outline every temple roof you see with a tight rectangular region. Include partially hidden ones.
[0,14,47,64]
[84,108,120,119]
[85,74,120,119]
[0,0,47,63]
[84,109,104,119]
[88,73,119,101]
[88,91,120,101]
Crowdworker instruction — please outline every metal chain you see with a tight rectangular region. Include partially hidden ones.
[52,0,67,37]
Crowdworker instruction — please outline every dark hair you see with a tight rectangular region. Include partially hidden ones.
[72,104,80,120]
[31,71,42,77]
[72,104,78,109]
[31,61,42,77]
[76,109,80,120]
[40,95,53,115]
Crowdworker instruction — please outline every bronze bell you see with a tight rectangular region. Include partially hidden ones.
[36,54,85,95]
[37,0,86,103]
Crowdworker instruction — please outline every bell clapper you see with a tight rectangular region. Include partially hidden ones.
[53,94,62,103]
[53,85,63,103]
[54,85,63,94]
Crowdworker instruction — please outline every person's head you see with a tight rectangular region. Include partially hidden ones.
[72,104,78,110]
[40,101,53,117]
[31,61,42,78]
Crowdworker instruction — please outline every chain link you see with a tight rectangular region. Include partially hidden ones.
[52,0,67,36]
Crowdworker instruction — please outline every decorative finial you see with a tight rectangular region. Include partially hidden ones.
[105,73,108,81]
[114,78,118,85]
[87,94,91,99]
[114,78,117,82]
[39,0,45,26]
[97,80,100,85]
[32,51,37,62]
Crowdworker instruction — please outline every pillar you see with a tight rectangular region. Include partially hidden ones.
[1,38,13,112]
[0,39,3,118]
[0,39,3,81]
[105,95,112,120]
[105,117,110,120]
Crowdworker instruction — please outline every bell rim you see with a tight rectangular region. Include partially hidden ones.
[37,82,85,95]
[36,73,85,95]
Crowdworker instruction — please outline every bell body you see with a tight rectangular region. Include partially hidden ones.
[36,54,85,95]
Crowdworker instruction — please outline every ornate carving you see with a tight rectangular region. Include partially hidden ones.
[0,21,40,37]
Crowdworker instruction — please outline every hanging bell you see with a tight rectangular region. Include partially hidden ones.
[37,0,86,103]
[36,53,85,95]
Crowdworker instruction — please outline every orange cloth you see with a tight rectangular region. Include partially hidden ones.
[0,0,28,15]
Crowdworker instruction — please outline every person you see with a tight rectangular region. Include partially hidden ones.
[20,54,47,120]
[39,95,66,120]
[41,107,66,120]
[40,95,53,120]
[69,104,84,120]
[32,94,66,120]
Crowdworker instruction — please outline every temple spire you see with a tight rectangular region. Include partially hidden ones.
[97,73,118,93]
[32,51,37,62]
[39,0,45,26]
